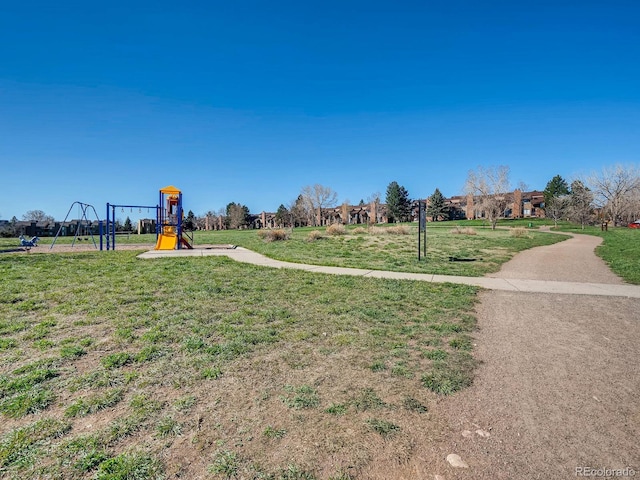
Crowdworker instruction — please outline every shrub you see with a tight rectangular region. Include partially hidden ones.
[326,223,346,236]
[352,227,367,235]
[386,225,410,235]
[368,226,386,235]
[306,230,324,242]
[450,226,477,235]
[258,229,290,242]
[510,227,529,238]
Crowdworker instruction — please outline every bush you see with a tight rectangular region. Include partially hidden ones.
[326,223,346,236]
[386,225,410,235]
[257,229,289,242]
[450,226,477,235]
[367,225,409,235]
[352,227,368,235]
[306,230,324,242]
[510,227,529,238]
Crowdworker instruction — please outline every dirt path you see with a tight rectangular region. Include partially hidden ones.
[486,230,624,284]
[436,233,640,479]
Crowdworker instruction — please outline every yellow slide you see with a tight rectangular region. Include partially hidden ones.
[155,233,178,250]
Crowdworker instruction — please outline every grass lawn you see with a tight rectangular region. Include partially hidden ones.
[1,220,634,477]
[4,221,568,277]
[193,223,568,277]
[0,251,478,479]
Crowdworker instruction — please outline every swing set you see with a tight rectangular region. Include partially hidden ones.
[103,202,159,250]
[50,201,102,250]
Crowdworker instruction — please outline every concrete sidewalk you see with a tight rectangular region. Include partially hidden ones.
[138,246,640,298]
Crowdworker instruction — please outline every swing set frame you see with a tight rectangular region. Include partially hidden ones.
[103,203,159,250]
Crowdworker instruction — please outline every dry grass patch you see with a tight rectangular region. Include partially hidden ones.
[258,229,290,242]
[368,225,410,235]
[386,225,410,235]
[510,227,530,238]
[326,223,346,236]
[368,226,385,235]
[306,230,324,242]
[352,227,368,235]
[450,226,477,235]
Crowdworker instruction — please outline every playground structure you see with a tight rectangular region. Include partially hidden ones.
[155,185,193,250]
[19,187,191,252]
[19,235,40,251]
[51,201,102,250]
[103,185,192,251]
[104,202,158,250]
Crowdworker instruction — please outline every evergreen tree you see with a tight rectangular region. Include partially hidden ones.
[184,210,196,230]
[274,204,289,227]
[543,175,570,209]
[226,202,250,229]
[427,188,448,221]
[385,181,411,222]
[124,216,133,232]
[290,195,309,227]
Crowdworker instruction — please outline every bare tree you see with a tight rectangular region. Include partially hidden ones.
[545,195,570,228]
[366,191,382,204]
[287,195,309,228]
[464,165,511,230]
[200,208,227,230]
[22,210,55,223]
[587,164,640,226]
[300,184,338,227]
[628,188,640,222]
[226,203,250,229]
[568,180,594,229]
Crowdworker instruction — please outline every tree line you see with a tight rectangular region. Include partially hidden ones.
[3,163,639,235]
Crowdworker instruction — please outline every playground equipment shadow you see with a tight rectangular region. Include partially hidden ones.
[137,246,640,299]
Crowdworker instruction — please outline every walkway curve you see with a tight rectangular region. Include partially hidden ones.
[138,237,640,298]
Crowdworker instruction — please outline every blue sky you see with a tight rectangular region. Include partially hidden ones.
[1,0,639,222]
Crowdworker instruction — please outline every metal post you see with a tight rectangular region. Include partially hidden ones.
[423,211,427,259]
[111,205,116,250]
[418,200,427,261]
[418,201,422,261]
[106,203,110,250]
[418,214,421,262]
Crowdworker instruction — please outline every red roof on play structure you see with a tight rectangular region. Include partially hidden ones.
[159,185,182,194]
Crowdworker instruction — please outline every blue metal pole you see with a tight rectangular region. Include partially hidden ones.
[106,203,110,250]
[111,205,116,250]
